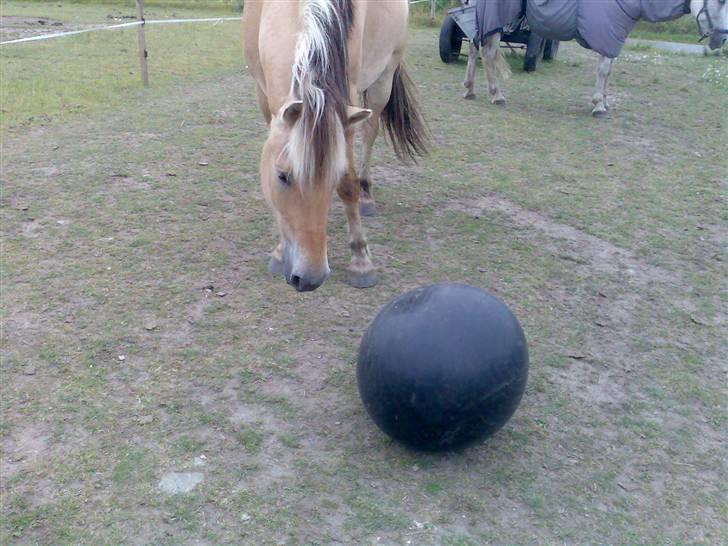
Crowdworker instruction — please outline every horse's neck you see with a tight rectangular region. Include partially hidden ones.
[258,2,302,114]
[263,53,297,115]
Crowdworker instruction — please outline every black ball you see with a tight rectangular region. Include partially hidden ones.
[357,283,528,451]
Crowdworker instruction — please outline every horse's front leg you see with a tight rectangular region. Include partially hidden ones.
[255,83,272,125]
[339,128,377,288]
[481,33,506,105]
[592,56,614,117]
[463,40,479,99]
[268,232,285,275]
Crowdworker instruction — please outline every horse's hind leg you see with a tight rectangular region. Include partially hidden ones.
[358,114,379,217]
[357,64,398,217]
[592,56,613,117]
[339,128,377,288]
[463,40,478,99]
[481,33,506,105]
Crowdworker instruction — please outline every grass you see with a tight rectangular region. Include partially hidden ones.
[1,0,241,19]
[631,16,700,42]
[277,432,302,449]
[1,4,726,545]
[1,1,713,133]
[1,1,243,132]
[111,448,155,483]
[3,497,83,541]
[238,427,265,454]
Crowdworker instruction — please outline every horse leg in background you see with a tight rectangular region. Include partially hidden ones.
[357,67,398,217]
[481,33,506,105]
[339,127,377,288]
[592,56,614,117]
[463,40,479,99]
[255,83,271,124]
[268,235,285,275]
[357,115,379,217]
[254,83,282,274]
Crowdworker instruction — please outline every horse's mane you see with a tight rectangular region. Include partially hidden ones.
[288,0,354,188]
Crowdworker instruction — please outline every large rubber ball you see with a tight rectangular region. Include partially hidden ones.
[357,283,528,451]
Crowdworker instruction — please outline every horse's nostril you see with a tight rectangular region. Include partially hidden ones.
[289,273,323,292]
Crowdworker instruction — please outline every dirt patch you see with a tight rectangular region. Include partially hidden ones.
[0,16,91,42]
[446,193,682,287]
[1,424,49,480]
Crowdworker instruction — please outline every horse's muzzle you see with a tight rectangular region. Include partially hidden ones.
[709,29,728,50]
[282,243,329,292]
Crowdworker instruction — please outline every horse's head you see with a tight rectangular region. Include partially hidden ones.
[260,99,370,292]
[692,0,728,50]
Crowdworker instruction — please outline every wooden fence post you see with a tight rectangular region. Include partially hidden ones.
[136,0,149,87]
[430,0,437,24]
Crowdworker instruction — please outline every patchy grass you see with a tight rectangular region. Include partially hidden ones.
[630,16,701,43]
[1,9,726,546]
[1,1,243,132]
[0,0,240,22]
[238,427,265,454]
[700,60,728,89]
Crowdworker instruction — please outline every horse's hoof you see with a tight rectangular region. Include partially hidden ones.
[592,108,608,118]
[463,90,476,100]
[268,257,285,276]
[347,269,377,289]
[492,97,506,106]
[359,200,377,217]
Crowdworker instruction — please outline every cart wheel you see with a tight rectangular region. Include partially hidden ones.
[439,15,464,63]
[523,32,545,72]
[543,40,560,61]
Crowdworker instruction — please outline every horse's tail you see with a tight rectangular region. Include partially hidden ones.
[494,48,512,80]
[382,63,429,162]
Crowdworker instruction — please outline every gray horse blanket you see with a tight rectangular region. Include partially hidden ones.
[475,0,690,58]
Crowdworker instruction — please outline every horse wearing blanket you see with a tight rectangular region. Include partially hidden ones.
[464,0,728,116]
[243,0,427,292]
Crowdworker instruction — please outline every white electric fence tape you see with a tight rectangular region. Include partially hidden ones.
[0,17,241,46]
[0,2,430,47]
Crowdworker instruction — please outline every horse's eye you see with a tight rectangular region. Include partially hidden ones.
[277,172,290,186]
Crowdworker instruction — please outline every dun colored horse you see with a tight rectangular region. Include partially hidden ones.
[243,0,427,291]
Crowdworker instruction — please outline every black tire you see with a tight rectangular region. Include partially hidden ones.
[439,15,464,63]
[523,32,545,72]
[543,40,560,61]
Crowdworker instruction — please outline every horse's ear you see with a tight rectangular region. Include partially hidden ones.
[281,100,304,126]
[346,106,372,127]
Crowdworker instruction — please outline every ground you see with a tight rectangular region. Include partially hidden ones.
[1,7,727,545]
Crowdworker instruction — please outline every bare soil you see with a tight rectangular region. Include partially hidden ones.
[0,16,93,42]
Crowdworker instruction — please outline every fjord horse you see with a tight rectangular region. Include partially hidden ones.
[243,0,427,291]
